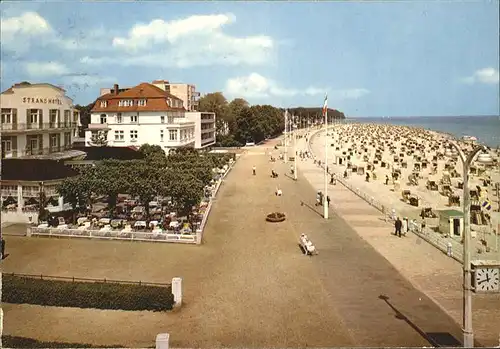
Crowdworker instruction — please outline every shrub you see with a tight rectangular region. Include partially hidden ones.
[1,336,125,348]
[2,274,174,312]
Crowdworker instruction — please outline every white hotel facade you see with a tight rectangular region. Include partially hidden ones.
[86,83,215,152]
[1,82,80,159]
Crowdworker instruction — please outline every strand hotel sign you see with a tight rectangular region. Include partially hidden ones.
[22,97,63,105]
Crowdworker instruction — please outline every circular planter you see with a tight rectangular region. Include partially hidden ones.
[266,212,286,223]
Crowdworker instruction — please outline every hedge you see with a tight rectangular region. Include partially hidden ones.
[2,336,125,348]
[2,274,174,311]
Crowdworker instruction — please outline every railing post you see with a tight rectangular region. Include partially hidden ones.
[156,333,169,349]
[171,277,182,308]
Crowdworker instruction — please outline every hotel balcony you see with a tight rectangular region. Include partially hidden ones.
[2,144,75,159]
[1,122,78,133]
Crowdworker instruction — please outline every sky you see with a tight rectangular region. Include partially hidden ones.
[1,1,499,117]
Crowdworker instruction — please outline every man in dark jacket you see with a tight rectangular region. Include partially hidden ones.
[395,217,403,237]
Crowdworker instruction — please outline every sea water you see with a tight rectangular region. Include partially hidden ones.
[350,116,500,148]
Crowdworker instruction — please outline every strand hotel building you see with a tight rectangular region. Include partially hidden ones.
[1,82,84,224]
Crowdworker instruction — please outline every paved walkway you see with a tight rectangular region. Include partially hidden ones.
[295,133,500,347]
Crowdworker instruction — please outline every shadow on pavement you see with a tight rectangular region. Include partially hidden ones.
[379,295,462,347]
[300,201,324,218]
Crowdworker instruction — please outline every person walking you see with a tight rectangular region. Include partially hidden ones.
[402,217,408,236]
[395,217,403,237]
[252,166,256,175]
[326,196,331,206]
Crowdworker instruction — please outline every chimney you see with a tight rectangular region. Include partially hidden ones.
[114,84,119,95]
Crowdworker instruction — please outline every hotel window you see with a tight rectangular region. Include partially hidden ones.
[167,115,174,124]
[1,108,12,123]
[100,114,107,124]
[130,130,138,141]
[131,115,138,123]
[2,139,12,151]
[118,100,133,107]
[160,130,164,142]
[49,110,58,126]
[166,98,172,107]
[161,116,165,123]
[117,113,123,123]
[29,109,39,124]
[114,130,124,141]
[29,138,38,151]
[100,100,107,108]
[64,110,71,125]
[169,129,177,141]
[138,99,147,106]
[50,134,58,148]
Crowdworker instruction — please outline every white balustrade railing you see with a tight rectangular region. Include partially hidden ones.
[28,227,197,244]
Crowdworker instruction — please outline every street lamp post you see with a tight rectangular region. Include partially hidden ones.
[446,142,493,348]
[293,120,297,181]
[284,110,288,163]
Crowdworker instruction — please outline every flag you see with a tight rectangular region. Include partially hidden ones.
[482,200,492,211]
[322,94,328,116]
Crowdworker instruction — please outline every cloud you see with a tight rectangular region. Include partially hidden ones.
[23,61,115,88]
[1,12,116,53]
[63,74,116,86]
[461,67,499,85]
[81,13,274,68]
[225,73,326,98]
[0,12,54,53]
[24,61,69,77]
[225,73,370,101]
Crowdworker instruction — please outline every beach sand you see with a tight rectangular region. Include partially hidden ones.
[310,123,500,259]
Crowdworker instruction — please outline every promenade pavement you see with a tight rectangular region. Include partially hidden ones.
[295,134,500,347]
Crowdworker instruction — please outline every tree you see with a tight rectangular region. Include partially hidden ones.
[56,175,91,223]
[75,102,95,137]
[126,160,165,220]
[138,144,166,163]
[92,160,129,216]
[168,171,205,217]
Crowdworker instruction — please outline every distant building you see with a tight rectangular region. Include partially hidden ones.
[152,80,200,112]
[87,82,215,152]
[1,82,82,160]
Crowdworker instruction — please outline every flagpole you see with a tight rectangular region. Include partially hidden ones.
[324,95,329,219]
[293,117,297,180]
[284,110,288,163]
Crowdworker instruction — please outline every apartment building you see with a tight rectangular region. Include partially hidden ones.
[152,80,200,112]
[86,83,196,152]
[185,112,216,148]
[0,82,80,159]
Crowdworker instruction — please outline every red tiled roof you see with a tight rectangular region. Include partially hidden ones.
[91,83,185,113]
